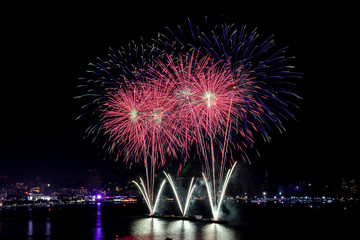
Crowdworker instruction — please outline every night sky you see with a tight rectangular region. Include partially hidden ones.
[1,3,357,186]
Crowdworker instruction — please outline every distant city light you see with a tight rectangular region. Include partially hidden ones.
[96,194,102,200]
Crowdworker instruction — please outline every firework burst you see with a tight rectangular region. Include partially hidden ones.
[78,19,301,219]
[150,21,301,218]
[101,77,182,213]
[155,21,301,142]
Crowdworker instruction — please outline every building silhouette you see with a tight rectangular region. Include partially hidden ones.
[87,169,101,193]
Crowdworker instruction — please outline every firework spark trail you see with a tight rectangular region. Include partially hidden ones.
[202,172,216,218]
[132,179,151,212]
[214,161,237,219]
[219,95,234,188]
[132,178,167,215]
[153,179,167,214]
[163,172,183,215]
[183,177,196,216]
[202,162,237,219]
[163,172,197,216]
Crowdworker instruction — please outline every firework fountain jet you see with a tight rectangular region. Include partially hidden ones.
[132,178,167,215]
[202,162,237,219]
[163,172,196,216]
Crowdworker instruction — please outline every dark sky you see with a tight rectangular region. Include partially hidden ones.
[1,3,357,186]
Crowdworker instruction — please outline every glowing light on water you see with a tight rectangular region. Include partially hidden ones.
[130,217,237,239]
[95,202,103,240]
[27,218,33,240]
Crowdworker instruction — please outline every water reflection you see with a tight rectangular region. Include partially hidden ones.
[27,208,33,240]
[2,206,241,239]
[166,220,196,240]
[45,216,51,240]
[201,222,240,240]
[130,217,237,240]
[95,202,103,240]
[27,208,52,240]
[27,218,33,240]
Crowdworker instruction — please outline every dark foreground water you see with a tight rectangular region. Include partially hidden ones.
[0,201,359,240]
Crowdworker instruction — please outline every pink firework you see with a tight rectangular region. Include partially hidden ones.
[78,21,301,219]
[153,52,256,154]
[101,83,147,165]
[101,78,181,211]
[149,52,256,205]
